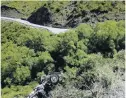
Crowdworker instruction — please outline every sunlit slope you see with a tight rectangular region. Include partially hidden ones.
[1,1,125,28]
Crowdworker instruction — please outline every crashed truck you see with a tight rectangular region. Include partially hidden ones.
[27,72,62,98]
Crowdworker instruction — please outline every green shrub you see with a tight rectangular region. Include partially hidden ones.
[75,23,93,40]
[1,42,35,86]
[88,20,125,57]
[114,50,125,60]
[13,66,31,85]
[2,82,38,98]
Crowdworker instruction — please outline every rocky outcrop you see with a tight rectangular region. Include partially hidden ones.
[1,5,23,18]
[27,7,52,26]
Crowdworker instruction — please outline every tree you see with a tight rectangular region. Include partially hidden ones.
[31,51,54,77]
[75,23,93,40]
[1,42,35,86]
[13,66,31,85]
[88,20,125,57]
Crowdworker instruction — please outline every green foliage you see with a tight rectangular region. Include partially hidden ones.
[75,55,97,89]
[34,51,54,73]
[75,23,93,40]
[76,1,124,13]
[36,71,45,83]
[1,41,35,86]
[64,49,88,67]
[13,66,31,85]
[59,30,78,53]
[2,20,60,52]
[75,24,93,52]
[112,50,125,76]
[61,66,77,86]
[114,50,125,61]
[88,20,125,57]
[1,18,125,97]
[115,20,125,50]
[2,82,38,98]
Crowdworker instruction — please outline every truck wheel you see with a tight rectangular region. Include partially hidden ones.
[50,74,59,84]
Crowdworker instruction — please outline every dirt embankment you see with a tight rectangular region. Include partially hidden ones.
[1,5,24,18]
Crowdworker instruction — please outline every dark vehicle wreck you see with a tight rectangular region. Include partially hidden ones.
[27,72,62,98]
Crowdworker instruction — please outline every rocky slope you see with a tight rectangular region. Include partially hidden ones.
[1,1,125,28]
[1,5,23,18]
[27,1,125,28]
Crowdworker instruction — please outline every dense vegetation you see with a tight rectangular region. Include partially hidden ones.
[1,19,125,97]
[1,1,125,98]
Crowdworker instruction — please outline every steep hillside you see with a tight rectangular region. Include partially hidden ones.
[1,1,46,18]
[28,1,125,28]
[1,1,125,98]
[1,5,24,18]
[1,19,125,98]
[1,1,125,28]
